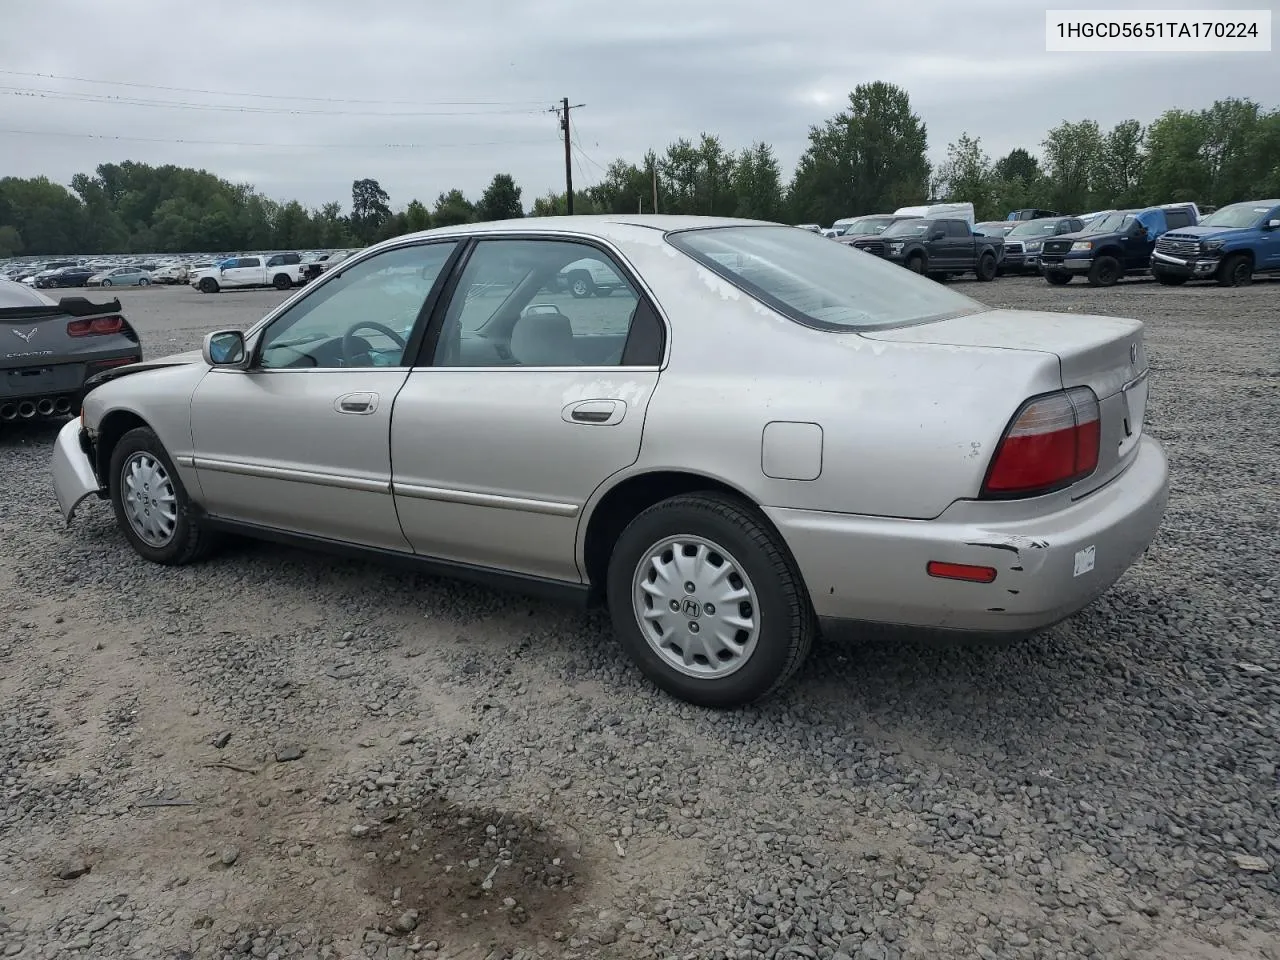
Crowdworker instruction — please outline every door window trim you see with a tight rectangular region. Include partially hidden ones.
[241,238,466,373]
[410,232,670,372]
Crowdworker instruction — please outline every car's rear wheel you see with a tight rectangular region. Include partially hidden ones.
[273,273,292,290]
[568,270,594,298]
[1087,256,1121,287]
[199,277,219,293]
[101,279,112,287]
[138,277,150,286]
[1217,253,1252,287]
[109,427,217,566]
[606,493,815,708]
[976,252,997,281]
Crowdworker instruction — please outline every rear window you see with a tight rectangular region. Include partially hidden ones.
[0,278,57,308]
[666,225,983,331]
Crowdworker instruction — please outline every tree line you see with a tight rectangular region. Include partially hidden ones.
[2,82,1277,258]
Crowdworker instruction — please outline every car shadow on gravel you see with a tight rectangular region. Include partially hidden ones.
[0,418,66,447]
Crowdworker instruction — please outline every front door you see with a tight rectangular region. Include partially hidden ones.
[189,240,459,550]
[391,237,665,582]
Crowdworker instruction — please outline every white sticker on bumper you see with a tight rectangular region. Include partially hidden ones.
[1073,545,1096,578]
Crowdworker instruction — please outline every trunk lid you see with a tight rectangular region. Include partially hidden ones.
[862,308,1150,496]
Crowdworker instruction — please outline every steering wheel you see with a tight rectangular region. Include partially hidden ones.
[342,321,407,365]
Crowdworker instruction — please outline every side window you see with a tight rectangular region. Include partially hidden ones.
[257,241,457,370]
[266,255,281,267]
[241,257,261,269]
[945,220,968,238]
[432,239,649,368]
[1165,210,1191,230]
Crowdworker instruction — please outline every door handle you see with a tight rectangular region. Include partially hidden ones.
[334,391,379,415]
[562,399,624,426]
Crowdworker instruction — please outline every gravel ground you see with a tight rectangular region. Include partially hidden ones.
[1,277,1278,960]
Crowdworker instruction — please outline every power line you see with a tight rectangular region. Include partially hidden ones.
[0,127,554,150]
[0,69,555,107]
[0,85,547,118]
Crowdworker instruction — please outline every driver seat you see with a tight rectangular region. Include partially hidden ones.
[509,310,578,366]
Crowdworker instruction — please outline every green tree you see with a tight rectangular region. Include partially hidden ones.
[475,174,524,222]
[730,142,785,221]
[350,178,392,243]
[586,158,651,213]
[403,199,432,232]
[1097,120,1147,208]
[938,133,995,219]
[1041,119,1104,212]
[994,148,1041,185]
[788,81,930,225]
[433,189,476,226]
[0,224,21,257]
[1140,110,1210,204]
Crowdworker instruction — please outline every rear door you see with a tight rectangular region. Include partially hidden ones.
[390,236,665,582]
[224,257,262,287]
[1261,203,1280,269]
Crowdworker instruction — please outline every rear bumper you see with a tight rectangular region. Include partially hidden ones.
[52,417,105,524]
[2,355,141,403]
[1151,251,1219,278]
[765,435,1169,634]
[1041,256,1094,275]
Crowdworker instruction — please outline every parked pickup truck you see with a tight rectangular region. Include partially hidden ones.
[190,253,307,293]
[850,216,1002,281]
[1038,204,1197,287]
[1150,199,1280,287]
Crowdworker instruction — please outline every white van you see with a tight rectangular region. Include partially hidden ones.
[892,202,975,225]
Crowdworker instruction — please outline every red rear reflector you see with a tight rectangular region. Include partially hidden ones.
[68,315,125,337]
[982,387,1101,498]
[927,561,997,583]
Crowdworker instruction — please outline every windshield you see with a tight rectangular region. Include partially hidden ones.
[1198,202,1274,229]
[839,217,896,236]
[881,219,930,238]
[1009,220,1062,237]
[667,225,983,331]
[1089,212,1137,233]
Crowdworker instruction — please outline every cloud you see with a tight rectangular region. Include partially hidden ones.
[0,0,1269,210]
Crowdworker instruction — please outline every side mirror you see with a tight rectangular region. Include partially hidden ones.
[930,229,945,241]
[203,330,247,367]
[1268,219,1280,229]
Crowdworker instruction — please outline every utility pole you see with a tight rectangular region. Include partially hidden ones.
[651,156,659,214]
[555,97,585,215]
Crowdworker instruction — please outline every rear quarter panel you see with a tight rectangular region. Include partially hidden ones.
[586,231,1063,521]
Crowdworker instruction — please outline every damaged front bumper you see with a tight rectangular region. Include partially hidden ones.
[52,417,104,524]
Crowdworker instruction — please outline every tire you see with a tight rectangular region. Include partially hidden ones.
[138,278,150,287]
[568,271,594,298]
[109,427,217,566]
[1045,270,1072,285]
[1154,272,1187,286]
[605,493,816,708]
[101,279,112,287]
[1087,255,1121,287]
[976,252,997,282]
[199,277,219,293]
[1217,253,1252,287]
[906,254,926,274]
[272,273,292,291]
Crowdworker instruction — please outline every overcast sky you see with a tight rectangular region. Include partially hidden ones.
[1,0,1273,212]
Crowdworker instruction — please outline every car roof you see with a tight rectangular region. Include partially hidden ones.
[0,277,57,308]
[392,214,775,245]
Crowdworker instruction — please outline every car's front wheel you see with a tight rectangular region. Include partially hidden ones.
[199,277,219,293]
[109,427,217,565]
[606,493,815,708]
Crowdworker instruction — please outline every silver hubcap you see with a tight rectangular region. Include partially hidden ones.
[632,535,760,679]
[122,453,178,547]
[572,279,588,295]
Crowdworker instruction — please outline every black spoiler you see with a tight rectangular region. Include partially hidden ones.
[0,296,123,321]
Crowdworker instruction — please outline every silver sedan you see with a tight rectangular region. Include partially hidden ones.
[51,216,1169,708]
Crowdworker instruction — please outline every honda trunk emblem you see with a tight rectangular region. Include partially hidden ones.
[11,327,36,343]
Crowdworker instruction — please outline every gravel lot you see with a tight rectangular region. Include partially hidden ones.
[2,276,1278,960]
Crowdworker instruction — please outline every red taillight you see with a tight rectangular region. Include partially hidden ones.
[982,387,1100,498]
[926,561,997,583]
[67,315,125,337]
[89,357,136,369]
